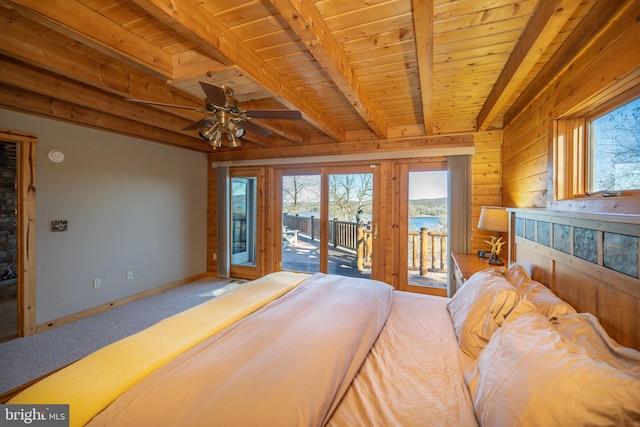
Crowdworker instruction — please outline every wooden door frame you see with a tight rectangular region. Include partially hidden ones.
[324,164,381,280]
[228,167,265,280]
[0,129,36,336]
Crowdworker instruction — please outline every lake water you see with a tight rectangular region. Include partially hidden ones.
[285,213,446,231]
[409,216,446,231]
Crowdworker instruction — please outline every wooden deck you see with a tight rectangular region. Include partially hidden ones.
[283,234,447,288]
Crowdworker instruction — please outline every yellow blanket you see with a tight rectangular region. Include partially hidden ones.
[10,271,310,426]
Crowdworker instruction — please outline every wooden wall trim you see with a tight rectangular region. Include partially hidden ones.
[36,273,211,333]
[0,129,36,337]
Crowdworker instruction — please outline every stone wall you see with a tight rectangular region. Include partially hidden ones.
[0,142,17,283]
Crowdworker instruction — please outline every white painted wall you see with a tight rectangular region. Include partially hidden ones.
[0,109,208,323]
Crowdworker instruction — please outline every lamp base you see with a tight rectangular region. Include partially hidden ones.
[487,256,504,266]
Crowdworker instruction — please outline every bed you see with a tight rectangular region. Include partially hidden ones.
[8,210,640,426]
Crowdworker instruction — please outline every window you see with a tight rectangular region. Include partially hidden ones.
[589,97,640,193]
[553,87,640,211]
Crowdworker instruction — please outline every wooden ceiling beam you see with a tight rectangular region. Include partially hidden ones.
[0,13,202,119]
[0,25,307,148]
[0,56,277,146]
[0,56,196,134]
[0,0,173,80]
[476,0,581,130]
[130,0,346,143]
[0,84,210,152]
[411,0,434,136]
[266,0,387,139]
[209,133,474,162]
[504,0,632,126]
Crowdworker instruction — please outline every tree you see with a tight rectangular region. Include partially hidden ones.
[283,175,315,213]
[329,174,372,221]
[592,98,640,191]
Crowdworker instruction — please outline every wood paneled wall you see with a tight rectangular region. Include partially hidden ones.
[471,131,503,255]
[502,0,640,209]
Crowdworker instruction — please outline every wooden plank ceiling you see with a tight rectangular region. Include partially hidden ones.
[0,0,595,158]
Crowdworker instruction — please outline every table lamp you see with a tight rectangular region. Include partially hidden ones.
[477,206,508,265]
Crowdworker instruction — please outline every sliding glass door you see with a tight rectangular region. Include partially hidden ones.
[280,166,379,279]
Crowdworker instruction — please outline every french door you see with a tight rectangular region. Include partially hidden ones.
[279,165,380,280]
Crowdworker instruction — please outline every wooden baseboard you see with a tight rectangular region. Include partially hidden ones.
[36,272,213,334]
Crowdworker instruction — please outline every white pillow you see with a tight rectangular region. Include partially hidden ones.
[554,313,640,373]
[447,269,520,358]
[504,263,576,320]
[465,311,640,426]
[504,263,533,291]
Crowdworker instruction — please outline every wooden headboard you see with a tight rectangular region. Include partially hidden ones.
[507,209,640,351]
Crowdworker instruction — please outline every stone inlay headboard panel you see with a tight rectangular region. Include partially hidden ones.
[514,213,639,279]
[508,209,640,351]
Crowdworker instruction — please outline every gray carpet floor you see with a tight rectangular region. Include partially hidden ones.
[0,276,244,395]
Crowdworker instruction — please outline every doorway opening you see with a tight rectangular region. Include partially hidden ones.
[0,142,17,342]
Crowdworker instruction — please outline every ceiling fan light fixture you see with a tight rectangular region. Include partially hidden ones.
[228,131,241,148]
[199,122,219,142]
[126,82,300,148]
[227,121,246,139]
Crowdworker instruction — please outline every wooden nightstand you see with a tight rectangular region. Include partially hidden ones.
[451,253,504,295]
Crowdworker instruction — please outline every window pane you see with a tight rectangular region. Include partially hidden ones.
[590,97,640,192]
[328,173,373,279]
[282,174,321,273]
[231,177,255,266]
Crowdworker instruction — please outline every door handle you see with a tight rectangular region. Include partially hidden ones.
[373,223,378,239]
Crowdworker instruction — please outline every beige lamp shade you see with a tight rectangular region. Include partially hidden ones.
[478,206,508,232]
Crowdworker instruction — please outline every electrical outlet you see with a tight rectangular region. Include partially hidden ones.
[126,271,133,280]
[92,278,101,289]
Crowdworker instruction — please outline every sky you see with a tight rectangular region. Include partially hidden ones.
[409,171,448,200]
[283,170,449,203]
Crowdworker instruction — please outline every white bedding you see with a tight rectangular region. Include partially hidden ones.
[329,291,478,426]
[13,272,479,426]
[87,274,477,426]
[89,274,395,426]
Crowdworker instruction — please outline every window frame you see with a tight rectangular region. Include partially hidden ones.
[550,84,640,214]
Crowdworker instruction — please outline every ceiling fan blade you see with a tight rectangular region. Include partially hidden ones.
[199,81,228,106]
[245,110,302,120]
[182,117,214,131]
[242,120,273,136]
[126,98,202,112]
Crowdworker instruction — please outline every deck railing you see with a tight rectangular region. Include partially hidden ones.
[283,214,447,276]
[408,229,448,274]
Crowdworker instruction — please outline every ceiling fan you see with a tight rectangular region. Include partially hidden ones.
[126,81,302,148]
